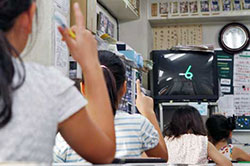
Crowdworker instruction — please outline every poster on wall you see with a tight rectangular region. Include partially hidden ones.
[242,0,250,10]
[107,21,114,38]
[200,0,210,13]
[151,3,158,17]
[159,2,168,17]
[98,12,108,34]
[222,0,231,11]
[179,1,189,15]
[232,0,242,10]
[211,0,221,12]
[97,12,114,38]
[54,11,69,75]
[216,51,234,94]
[233,52,250,86]
[170,1,179,16]
[189,1,198,14]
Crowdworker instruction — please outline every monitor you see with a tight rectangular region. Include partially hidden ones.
[151,50,219,102]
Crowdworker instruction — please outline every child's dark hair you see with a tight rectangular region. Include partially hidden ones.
[0,0,34,128]
[206,114,236,145]
[164,106,206,138]
[82,50,126,115]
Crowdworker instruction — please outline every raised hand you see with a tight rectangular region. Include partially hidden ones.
[136,79,154,115]
[58,3,98,69]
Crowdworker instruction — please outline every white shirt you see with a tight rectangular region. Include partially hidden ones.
[165,134,208,164]
[54,110,159,162]
[0,62,87,163]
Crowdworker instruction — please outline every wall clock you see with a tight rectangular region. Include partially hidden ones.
[219,23,249,54]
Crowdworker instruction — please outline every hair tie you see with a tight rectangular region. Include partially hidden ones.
[101,65,108,69]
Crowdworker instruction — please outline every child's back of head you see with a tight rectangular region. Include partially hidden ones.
[164,106,208,164]
[164,106,206,138]
[206,115,235,145]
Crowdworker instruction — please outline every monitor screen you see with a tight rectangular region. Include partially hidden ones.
[152,50,218,102]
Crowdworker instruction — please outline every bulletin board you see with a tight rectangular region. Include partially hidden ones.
[216,50,250,116]
[152,24,203,50]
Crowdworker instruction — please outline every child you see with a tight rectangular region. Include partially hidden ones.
[206,114,250,161]
[164,106,232,166]
[0,1,115,164]
[54,50,168,162]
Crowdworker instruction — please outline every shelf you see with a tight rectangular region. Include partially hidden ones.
[98,0,139,22]
[149,12,250,26]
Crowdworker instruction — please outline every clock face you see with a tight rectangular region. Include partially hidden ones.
[222,26,247,49]
[219,23,250,54]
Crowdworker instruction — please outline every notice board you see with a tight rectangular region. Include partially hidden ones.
[216,50,250,116]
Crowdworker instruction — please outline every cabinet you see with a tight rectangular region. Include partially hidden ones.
[98,0,140,22]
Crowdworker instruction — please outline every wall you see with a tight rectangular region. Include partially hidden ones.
[203,21,250,49]
[119,0,250,147]
[119,0,152,59]
[119,0,152,87]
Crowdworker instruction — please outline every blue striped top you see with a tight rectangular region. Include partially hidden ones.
[53,110,159,163]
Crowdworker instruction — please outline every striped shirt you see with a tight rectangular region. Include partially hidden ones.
[53,110,159,163]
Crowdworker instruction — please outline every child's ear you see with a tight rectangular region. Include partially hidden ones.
[81,82,85,95]
[229,131,233,139]
[122,81,127,96]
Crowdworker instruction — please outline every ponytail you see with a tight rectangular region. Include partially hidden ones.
[81,50,126,115]
[101,66,118,115]
[227,116,236,131]
[81,65,118,115]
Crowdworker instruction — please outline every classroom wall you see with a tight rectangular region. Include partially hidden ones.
[119,0,152,59]
[203,21,250,49]
[119,1,250,147]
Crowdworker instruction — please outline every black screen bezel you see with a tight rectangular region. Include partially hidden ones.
[151,50,219,102]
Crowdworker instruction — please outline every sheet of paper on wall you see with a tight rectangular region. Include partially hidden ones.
[221,78,231,85]
[221,86,231,93]
[234,52,250,86]
[188,102,208,116]
[218,95,235,116]
[54,0,70,14]
[54,11,69,75]
[234,95,250,116]
[234,86,250,95]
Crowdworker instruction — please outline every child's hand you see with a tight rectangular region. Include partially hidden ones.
[136,80,154,116]
[58,3,98,69]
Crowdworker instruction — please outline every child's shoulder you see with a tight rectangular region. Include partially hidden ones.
[115,111,146,122]
[165,134,207,143]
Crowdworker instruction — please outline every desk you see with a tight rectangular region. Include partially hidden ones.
[0,163,249,166]
[52,164,249,166]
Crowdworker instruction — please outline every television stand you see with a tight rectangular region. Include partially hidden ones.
[158,102,218,131]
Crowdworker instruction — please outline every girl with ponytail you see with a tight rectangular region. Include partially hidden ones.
[206,115,250,161]
[0,0,116,164]
[54,50,168,162]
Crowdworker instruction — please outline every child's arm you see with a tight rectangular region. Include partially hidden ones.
[232,147,250,161]
[136,80,168,161]
[208,142,232,166]
[58,3,115,164]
